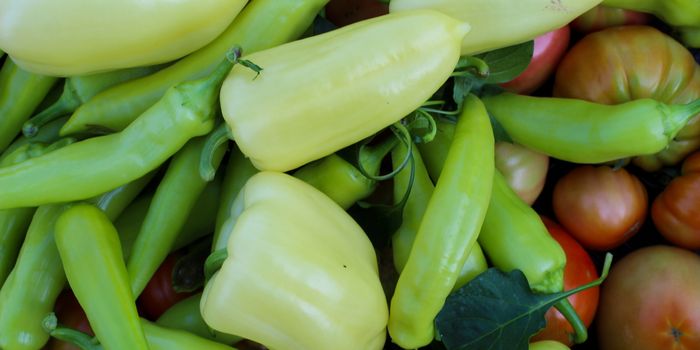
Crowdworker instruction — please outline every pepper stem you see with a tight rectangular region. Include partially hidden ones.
[554,299,587,344]
[452,56,490,79]
[43,313,102,350]
[199,123,231,181]
[356,122,411,181]
[665,98,700,140]
[204,248,228,281]
[23,81,80,137]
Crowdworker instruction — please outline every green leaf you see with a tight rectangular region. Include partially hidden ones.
[435,253,613,350]
[476,41,534,84]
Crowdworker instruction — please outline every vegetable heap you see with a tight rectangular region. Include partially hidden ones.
[0,0,699,350]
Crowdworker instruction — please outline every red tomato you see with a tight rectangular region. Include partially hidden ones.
[324,0,388,27]
[531,217,599,347]
[552,165,648,251]
[137,253,196,320]
[570,5,651,33]
[46,290,93,350]
[682,150,700,174]
[494,141,549,205]
[597,245,700,349]
[499,25,570,95]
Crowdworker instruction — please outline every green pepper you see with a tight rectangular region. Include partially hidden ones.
[127,136,226,298]
[391,139,488,293]
[200,171,388,350]
[23,64,165,137]
[679,26,700,47]
[54,203,148,350]
[0,173,154,350]
[60,0,329,136]
[0,52,236,210]
[219,9,468,172]
[388,94,494,349]
[156,292,241,345]
[482,92,700,164]
[0,57,57,152]
[602,0,700,28]
[0,116,68,164]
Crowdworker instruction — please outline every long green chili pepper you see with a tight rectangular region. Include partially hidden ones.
[0,51,238,210]
[602,0,700,28]
[127,136,226,298]
[415,117,456,182]
[60,0,329,136]
[45,315,238,350]
[22,64,166,137]
[293,135,397,210]
[388,94,494,349]
[482,93,700,164]
[54,203,149,350]
[211,145,258,251]
[0,116,68,164]
[156,292,241,345]
[391,139,488,292]
[0,173,154,350]
[0,58,57,152]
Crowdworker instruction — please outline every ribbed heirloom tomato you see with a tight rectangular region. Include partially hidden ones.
[552,165,648,251]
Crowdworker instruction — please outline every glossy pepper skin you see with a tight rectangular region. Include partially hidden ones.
[389,94,494,349]
[200,171,388,350]
[391,140,488,291]
[482,92,700,164]
[127,136,226,298]
[54,204,148,350]
[0,0,247,76]
[602,0,700,29]
[554,26,700,171]
[157,292,240,345]
[60,0,329,136]
[389,0,601,55]
[220,9,469,172]
[0,54,234,210]
[0,174,153,350]
[0,58,57,152]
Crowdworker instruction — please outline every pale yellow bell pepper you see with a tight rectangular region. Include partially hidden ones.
[0,0,248,76]
[200,171,388,350]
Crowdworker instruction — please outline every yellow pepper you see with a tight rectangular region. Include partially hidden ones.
[0,0,248,76]
[389,0,602,55]
[220,9,469,172]
[200,171,388,350]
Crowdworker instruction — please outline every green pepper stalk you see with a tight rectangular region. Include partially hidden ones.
[127,135,226,298]
[602,0,700,28]
[0,116,68,164]
[54,203,149,350]
[60,0,329,136]
[0,57,57,152]
[482,93,700,164]
[391,139,488,292]
[22,64,165,137]
[45,315,239,350]
[0,51,238,210]
[0,173,154,350]
[388,94,494,349]
[156,292,241,345]
[211,145,258,252]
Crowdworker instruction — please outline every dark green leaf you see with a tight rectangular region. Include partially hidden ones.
[452,75,483,108]
[476,41,534,84]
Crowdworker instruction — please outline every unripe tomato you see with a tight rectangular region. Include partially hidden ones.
[552,165,648,251]
[494,141,549,205]
[531,217,599,347]
[570,5,651,33]
[554,26,700,171]
[499,26,570,95]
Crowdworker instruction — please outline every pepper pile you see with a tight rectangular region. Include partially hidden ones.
[0,1,698,350]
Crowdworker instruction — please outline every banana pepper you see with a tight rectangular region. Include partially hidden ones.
[200,171,388,350]
[0,0,248,76]
[389,0,601,55]
[220,9,468,172]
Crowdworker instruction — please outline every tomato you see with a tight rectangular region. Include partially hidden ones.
[597,245,700,349]
[552,165,648,251]
[136,253,196,320]
[531,217,599,347]
[324,0,388,27]
[570,5,651,33]
[554,25,700,171]
[499,25,570,95]
[651,150,700,249]
[494,141,549,205]
[529,340,571,350]
[46,290,93,350]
